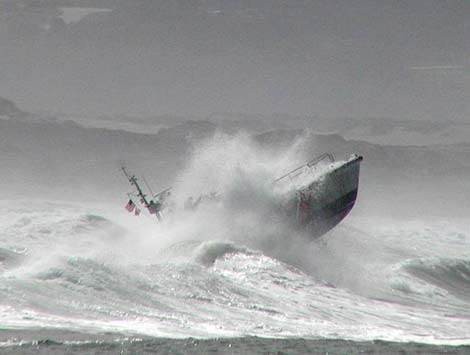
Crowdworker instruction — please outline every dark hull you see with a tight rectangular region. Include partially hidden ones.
[304,187,358,238]
[304,155,362,238]
[283,155,363,238]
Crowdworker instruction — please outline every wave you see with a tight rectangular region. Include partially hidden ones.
[0,247,25,270]
[156,239,257,268]
[1,234,470,344]
[1,145,470,345]
[402,258,470,302]
[193,241,252,266]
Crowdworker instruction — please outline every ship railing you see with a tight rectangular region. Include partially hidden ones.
[274,152,335,183]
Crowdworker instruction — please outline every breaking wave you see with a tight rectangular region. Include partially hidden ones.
[402,258,470,302]
[0,248,25,270]
[0,135,469,345]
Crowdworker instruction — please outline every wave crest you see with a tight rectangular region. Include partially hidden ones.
[403,258,470,301]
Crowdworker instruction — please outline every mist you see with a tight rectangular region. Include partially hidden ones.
[1,1,470,350]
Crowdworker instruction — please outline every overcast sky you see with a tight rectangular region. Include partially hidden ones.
[0,0,468,120]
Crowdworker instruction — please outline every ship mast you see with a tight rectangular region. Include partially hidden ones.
[121,166,161,219]
[121,166,148,204]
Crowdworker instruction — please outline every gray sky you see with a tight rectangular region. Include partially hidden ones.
[0,0,468,120]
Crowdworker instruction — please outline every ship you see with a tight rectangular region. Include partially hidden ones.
[274,153,363,238]
[121,153,363,239]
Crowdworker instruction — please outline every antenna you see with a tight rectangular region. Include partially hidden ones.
[142,176,155,197]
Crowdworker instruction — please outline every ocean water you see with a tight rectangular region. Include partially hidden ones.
[0,199,469,354]
[1,136,469,354]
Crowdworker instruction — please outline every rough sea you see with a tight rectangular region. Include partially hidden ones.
[1,197,469,354]
[1,137,469,354]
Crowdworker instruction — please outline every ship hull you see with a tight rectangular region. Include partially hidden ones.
[279,155,363,239]
[302,155,362,238]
